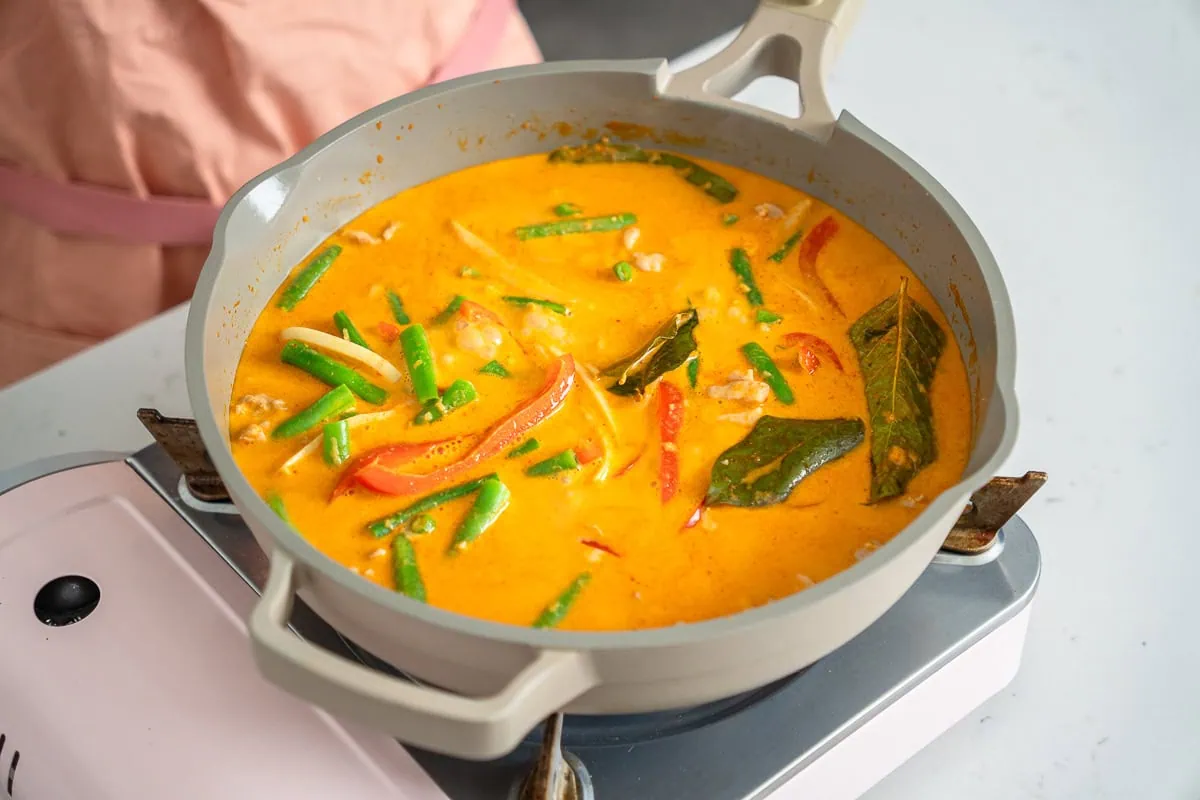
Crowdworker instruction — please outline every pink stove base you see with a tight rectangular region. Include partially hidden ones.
[0,461,448,799]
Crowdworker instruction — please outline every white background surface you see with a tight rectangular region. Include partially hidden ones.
[1,1,1197,797]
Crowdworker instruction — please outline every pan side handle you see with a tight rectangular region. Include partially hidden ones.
[249,550,598,761]
[662,0,862,140]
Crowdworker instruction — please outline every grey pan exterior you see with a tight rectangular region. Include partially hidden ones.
[185,35,1018,761]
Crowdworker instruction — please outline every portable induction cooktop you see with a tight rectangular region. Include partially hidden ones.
[0,423,1041,800]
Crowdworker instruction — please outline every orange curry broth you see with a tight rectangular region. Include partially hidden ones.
[228,152,972,631]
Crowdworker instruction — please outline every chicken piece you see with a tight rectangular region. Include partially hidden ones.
[237,422,268,443]
[632,252,664,273]
[521,307,568,345]
[717,408,765,426]
[707,369,770,404]
[343,229,380,245]
[622,227,641,249]
[454,317,505,360]
[234,393,287,414]
[754,202,784,219]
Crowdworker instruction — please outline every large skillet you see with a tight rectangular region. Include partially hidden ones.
[186,0,1018,760]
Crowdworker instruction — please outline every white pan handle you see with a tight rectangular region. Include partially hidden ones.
[249,550,598,760]
[664,0,862,139]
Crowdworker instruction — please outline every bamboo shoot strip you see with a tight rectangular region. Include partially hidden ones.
[392,536,427,602]
[501,296,570,316]
[448,476,511,552]
[366,473,498,537]
[740,343,794,405]
[387,291,411,324]
[272,385,356,439]
[532,572,592,628]
[280,341,389,405]
[515,213,636,241]
[729,248,764,307]
[332,311,369,349]
[399,324,439,404]
[278,245,342,310]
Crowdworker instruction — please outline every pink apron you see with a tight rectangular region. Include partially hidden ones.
[0,0,540,386]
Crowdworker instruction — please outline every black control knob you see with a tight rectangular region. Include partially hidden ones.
[33,575,101,626]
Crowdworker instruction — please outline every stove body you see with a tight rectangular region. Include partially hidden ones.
[0,446,1039,799]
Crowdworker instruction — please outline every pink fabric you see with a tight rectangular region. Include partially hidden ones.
[0,0,541,386]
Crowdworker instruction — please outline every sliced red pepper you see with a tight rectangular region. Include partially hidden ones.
[796,216,844,315]
[332,437,462,498]
[376,321,401,343]
[457,299,503,326]
[350,354,576,495]
[780,332,844,375]
[657,380,684,503]
[580,539,621,557]
[574,438,604,466]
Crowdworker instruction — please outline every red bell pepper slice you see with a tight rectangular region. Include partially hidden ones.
[780,332,844,375]
[349,354,576,495]
[657,380,684,503]
[376,321,401,343]
[457,299,503,326]
[332,437,462,498]
[573,438,604,466]
[796,216,844,315]
[580,539,621,557]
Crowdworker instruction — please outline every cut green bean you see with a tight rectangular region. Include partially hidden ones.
[515,213,636,241]
[740,342,794,405]
[392,536,427,602]
[280,340,389,405]
[613,261,633,282]
[756,309,783,325]
[449,476,511,552]
[409,514,437,535]
[686,355,700,389]
[399,324,439,404]
[413,378,478,425]
[479,360,510,378]
[431,295,466,325]
[768,231,803,263]
[387,290,411,324]
[507,438,540,459]
[321,419,351,466]
[460,266,481,279]
[525,449,580,477]
[501,296,570,316]
[549,143,738,203]
[533,572,592,628]
[332,311,370,349]
[367,473,497,537]
[722,213,739,226]
[278,245,342,311]
[266,492,290,523]
[729,248,764,307]
[272,384,356,439]
[553,202,582,217]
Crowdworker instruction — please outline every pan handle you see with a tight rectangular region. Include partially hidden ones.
[248,550,599,760]
[663,0,862,139]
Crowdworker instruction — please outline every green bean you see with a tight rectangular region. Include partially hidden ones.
[755,309,783,325]
[686,355,700,389]
[613,261,633,282]
[392,536,427,602]
[412,378,478,425]
[549,143,738,203]
[448,476,511,552]
[266,492,290,523]
[768,231,802,263]
[272,384,356,439]
[515,213,636,241]
[277,245,342,311]
[366,473,497,537]
[280,341,389,405]
[729,248,764,307]
[501,296,570,316]
[460,266,482,279]
[332,311,370,349]
[387,290,411,324]
[553,202,581,217]
[321,419,351,466]
[399,324,439,404]
[532,572,592,628]
[741,342,794,405]
[409,514,437,535]
[722,213,739,226]
[479,360,510,378]
[525,449,580,477]
[507,438,540,459]
[431,295,466,325]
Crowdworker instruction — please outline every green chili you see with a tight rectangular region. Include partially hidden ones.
[755,309,783,325]
[741,342,794,405]
[431,295,466,325]
[515,213,636,241]
[367,474,497,537]
[722,213,739,226]
[553,202,582,217]
[768,231,803,263]
[501,296,570,316]
[686,355,700,389]
[448,476,511,552]
[613,261,633,282]
[729,248,764,307]
[392,536,427,602]
[525,449,580,477]
[280,340,388,405]
[399,324,439,404]
[532,572,592,628]
[321,419,351,466]
[387,290,411,324]
[332,311,370,349]
[507,438,540,459]
[409,514,437,535]
[266,492,290,523]
[277,245,342,310]
[479,360,510,378]
[272,384,356,439]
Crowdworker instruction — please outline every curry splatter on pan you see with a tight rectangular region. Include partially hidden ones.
[186,0,1018,760]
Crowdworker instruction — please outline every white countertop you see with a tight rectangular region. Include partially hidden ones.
[2,0,1197,796]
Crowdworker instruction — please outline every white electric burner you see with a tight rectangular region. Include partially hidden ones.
[0,440,1040,800]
